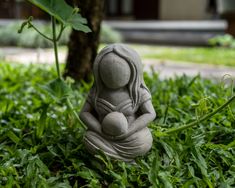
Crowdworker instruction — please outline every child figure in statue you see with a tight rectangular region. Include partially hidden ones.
[79,44,156,161]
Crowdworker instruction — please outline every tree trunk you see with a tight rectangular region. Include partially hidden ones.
[64,0,105,81]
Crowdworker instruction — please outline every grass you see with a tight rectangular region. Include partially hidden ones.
[132,45,235,67]
[0,62,235,187]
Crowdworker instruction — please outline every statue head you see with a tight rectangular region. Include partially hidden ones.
[93,43,148,108]
[99,52,131,89]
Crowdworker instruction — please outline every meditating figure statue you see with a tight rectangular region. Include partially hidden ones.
[80,44,156,161]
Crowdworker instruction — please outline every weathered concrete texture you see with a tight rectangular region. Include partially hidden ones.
[79,44,156,161]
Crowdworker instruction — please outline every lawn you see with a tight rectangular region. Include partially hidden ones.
[0,61,234,187]
[131,45,235,67]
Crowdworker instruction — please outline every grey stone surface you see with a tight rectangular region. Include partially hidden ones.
[79,44,156,161]
[105,20,227,45]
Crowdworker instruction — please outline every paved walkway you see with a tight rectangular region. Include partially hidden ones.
[1,47,235,79]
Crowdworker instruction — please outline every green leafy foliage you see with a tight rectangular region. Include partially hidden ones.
[0,62,235,187]
[40,78,73,101]
[100,24,123,44]
[209,34,235,48]
[28,0,91,32]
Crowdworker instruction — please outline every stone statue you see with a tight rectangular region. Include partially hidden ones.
[79,44,156,162]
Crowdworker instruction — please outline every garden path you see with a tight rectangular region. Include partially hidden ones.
[1,47,235,79]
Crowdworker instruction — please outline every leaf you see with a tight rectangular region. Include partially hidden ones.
[158,172,173,188]
[77,170,93,180]
[37,103,49,138]
[7,131,20,144]
[149,153,160,187]
[159,140,174,159]
[26,158,36,178]
[94,150,113,170]
[35,158,50,176]
[39,78,73,101]
[47,146,59,157]
[27,0,91,32]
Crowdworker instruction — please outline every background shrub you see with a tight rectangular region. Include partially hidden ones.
[100,23,122,44]
[0,21,122,48]
[208,34,235,48]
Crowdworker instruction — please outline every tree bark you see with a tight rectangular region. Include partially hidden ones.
[64,0,105,81]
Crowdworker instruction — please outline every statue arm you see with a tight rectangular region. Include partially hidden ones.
[79,101,102,134]
[114,100,156,140]
[129,100,156,133]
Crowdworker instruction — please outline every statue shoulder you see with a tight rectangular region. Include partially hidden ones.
[139,87,151,105]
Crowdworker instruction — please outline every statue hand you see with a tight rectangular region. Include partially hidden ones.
[100,123,137,141]
[111,125,136,141]
[100,131,129,141]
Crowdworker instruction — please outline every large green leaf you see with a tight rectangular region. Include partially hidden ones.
[40,78,73,101]
[28,0,91,32]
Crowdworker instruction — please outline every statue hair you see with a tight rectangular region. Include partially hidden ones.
[93,43,150,109]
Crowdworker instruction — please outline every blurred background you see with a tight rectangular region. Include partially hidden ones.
[1,0,235,45]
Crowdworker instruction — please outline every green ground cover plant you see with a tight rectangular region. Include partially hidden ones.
[0,62,234,187]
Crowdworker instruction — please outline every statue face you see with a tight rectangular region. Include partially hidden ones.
[99,53,131,89]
